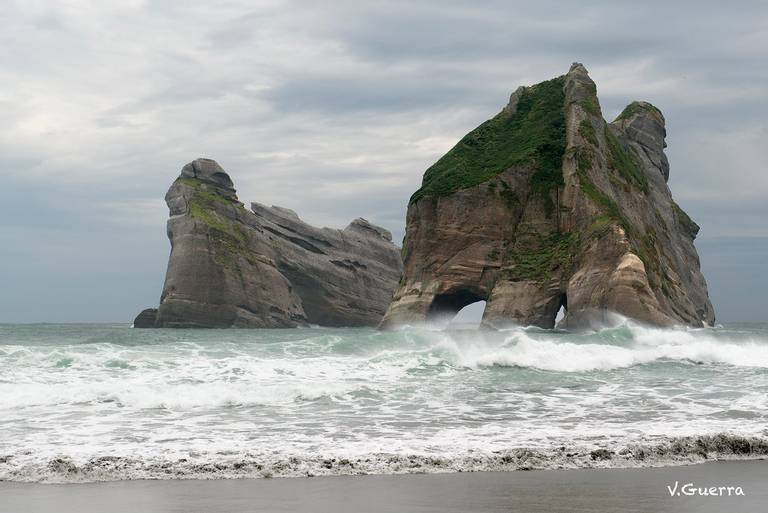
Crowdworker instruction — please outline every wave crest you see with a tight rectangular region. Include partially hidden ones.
[434,323,768,372]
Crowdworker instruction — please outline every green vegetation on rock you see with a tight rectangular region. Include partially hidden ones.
[580,97,601,116]
[506,232,580,282]
[579,119,598,146]
[573,148,665,291]
[180,178,250,268]
[498,180,519,209]
[604,126,649,192]
[614,101,663,123]
[586,215,616,239]
[574,148,634,237]
[410,76,566,205]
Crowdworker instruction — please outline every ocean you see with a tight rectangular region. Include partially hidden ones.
[1,322,767,482]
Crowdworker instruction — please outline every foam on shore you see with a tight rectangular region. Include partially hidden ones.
[1,434,767,483]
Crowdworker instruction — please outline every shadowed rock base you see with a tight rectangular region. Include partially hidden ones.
[132,308,157,328]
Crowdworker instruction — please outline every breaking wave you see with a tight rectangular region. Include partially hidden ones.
[440,323,768,372]
[1,322,768,483]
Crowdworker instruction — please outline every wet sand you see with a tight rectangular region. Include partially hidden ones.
[1,460,765,513]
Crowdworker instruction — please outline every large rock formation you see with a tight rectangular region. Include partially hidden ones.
[381,63,715,329]
[135,158,403,328]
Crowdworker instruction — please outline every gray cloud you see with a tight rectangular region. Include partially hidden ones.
[0,0,765,322]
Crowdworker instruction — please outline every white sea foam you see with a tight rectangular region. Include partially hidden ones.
[2,433,767,483]
[1,323,767,482]
[436,323,768,371]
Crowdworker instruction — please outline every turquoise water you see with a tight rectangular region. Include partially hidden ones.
[1,322,767,482]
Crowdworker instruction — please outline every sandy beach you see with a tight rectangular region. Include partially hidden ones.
[2,460,765,513]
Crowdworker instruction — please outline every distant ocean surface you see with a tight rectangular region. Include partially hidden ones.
[1,322,767,483]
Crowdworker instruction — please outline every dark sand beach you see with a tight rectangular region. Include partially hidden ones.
[2,460,765,513]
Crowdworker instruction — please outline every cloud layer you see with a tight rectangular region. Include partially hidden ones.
[1,0,766,322]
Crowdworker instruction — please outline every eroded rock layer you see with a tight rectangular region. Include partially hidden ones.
[135,159,403,328]
[381,63,714,329]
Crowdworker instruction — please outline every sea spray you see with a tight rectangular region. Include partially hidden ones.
[1,322,767,482]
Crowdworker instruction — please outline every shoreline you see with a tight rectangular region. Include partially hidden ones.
[3,433,767,483]
[2,460,766,513]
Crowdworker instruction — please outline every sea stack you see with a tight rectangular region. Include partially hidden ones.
[381,63,714,329]
[135,158,403,328]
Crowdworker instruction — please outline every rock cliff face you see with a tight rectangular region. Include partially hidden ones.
[135,158,403,328]
[381,63,714,329]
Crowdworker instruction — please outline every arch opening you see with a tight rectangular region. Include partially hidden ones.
[554,293,568,328]
[450,300,487,328]
[427,289,486,328]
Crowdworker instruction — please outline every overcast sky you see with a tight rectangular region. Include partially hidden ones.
[1,0,766,323]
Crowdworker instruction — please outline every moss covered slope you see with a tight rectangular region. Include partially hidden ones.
[411,76,566,204]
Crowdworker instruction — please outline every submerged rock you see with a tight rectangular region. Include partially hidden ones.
[381,63,714,329]
[136,158,403,328]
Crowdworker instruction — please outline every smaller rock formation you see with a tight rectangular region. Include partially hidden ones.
[135,158,403,328]
[132,308,158,328]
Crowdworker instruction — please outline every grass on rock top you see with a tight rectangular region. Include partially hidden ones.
[410,76,566,205]
[179,177,248,246]
[614,101,664,123]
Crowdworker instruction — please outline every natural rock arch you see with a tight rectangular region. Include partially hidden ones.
[426,288,487,322]
[380,63,714,330]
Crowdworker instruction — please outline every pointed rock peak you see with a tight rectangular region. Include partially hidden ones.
[166,159,240,218]
[180,158,235,192]
[346,218,393,242]
[564,63,598,112]
[614,101,665,126]
[504,85,527,115]
[569,62,589,76]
